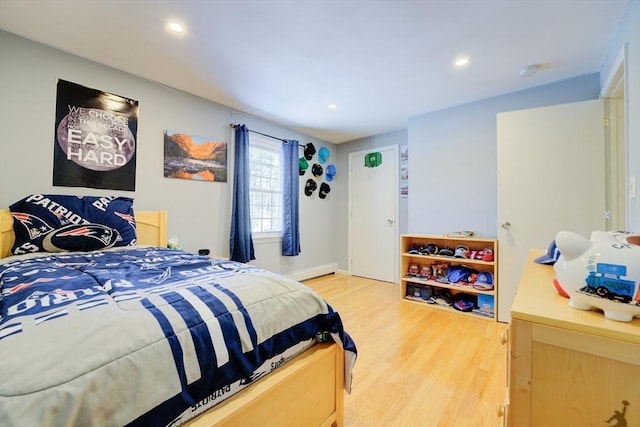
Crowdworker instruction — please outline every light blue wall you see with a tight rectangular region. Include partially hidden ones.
[406,75,601,237]
[601,0,640,232]
[0,30,338,276]
[336,75,600,271]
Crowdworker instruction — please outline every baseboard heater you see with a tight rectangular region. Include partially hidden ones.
[287,263,338,282]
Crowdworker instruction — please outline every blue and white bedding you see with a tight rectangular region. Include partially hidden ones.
[0,247,356,426]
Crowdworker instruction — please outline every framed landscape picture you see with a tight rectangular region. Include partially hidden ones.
[163,130,227,182]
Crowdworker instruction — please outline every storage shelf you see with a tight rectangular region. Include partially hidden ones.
[400,234,498,321]
[401,252,494,267]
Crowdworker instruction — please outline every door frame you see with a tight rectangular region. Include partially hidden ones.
[347,144,399,282]
[600,42,628,230]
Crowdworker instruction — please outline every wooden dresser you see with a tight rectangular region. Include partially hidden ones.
[506,251,640,426]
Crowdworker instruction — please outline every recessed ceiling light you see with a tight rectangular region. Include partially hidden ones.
[328,104,337,109]
[167,21,184,33]
[455,57,470,67]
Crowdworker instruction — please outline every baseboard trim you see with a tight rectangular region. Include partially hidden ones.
[286,263,338,282]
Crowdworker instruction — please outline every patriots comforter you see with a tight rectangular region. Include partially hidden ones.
[0,247,356,427]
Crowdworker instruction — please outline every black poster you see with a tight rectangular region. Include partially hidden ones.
[53,79,138,191]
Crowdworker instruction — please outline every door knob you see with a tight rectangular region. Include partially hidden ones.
[387,219,394,224]
[501,221,511,229]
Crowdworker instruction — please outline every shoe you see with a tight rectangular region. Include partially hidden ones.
[419,265,431,279]
[407,263,420,277]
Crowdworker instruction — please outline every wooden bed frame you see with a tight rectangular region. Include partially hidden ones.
[0,209,345,427]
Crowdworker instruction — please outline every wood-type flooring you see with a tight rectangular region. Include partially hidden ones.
[304,273,508,427]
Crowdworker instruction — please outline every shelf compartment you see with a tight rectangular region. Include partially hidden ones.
[401,276,494,296]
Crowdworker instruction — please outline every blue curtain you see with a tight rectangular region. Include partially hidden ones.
[229,124,255,263]
[281,140,301,256]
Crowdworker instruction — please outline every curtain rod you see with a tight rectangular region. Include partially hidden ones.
[229,123,287,143]
[229,123,305,147]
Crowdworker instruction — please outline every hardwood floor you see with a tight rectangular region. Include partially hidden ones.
[304,273,508,427]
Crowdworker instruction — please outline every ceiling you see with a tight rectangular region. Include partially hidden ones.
[0,0,629,144]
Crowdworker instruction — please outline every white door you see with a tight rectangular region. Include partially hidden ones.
[348,145,399,283]
[497,100,606,322]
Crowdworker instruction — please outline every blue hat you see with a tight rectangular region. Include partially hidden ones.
[326,164,336,182]
[534,240,561,265]
[446,265,476,284]
[473,272,494,290]
[318,147,330,164]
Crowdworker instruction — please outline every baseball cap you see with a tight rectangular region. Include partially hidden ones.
[312,163,323,177]
[438,247,454,257]
[304,179,317,196]
[473,272,494,290]
[319,182,331,199]
[325,164,336,182]
[446,265,476,284]
[454,245,469,258]
[299,157,309,176]
[420,243,438,255]
[304,143,316,160]
[534,240,561,265]
[453,294,476,312]
[318,147,330,164]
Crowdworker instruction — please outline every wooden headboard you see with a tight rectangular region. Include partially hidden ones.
[0,210,168,259]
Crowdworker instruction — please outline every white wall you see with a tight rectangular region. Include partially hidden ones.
[0,31,338,277]
[601,0,640,232]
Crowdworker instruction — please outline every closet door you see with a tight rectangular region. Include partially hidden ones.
[496,99,606,322]
[348,145,399,283]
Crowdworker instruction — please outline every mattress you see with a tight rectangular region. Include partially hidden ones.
[0,247,356,426]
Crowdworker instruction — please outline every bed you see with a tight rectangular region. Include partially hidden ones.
[0,196,356,427]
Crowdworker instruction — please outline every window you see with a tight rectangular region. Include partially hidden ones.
[249,134,282,235]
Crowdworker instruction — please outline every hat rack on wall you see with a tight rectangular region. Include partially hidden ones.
[298,143,335,199]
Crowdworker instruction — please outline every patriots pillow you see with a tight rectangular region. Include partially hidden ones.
[9,194,136,254]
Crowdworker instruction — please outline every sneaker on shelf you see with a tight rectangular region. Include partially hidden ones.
[407,263,420,277]
[419,265,431,279]
[433,289,454,306]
